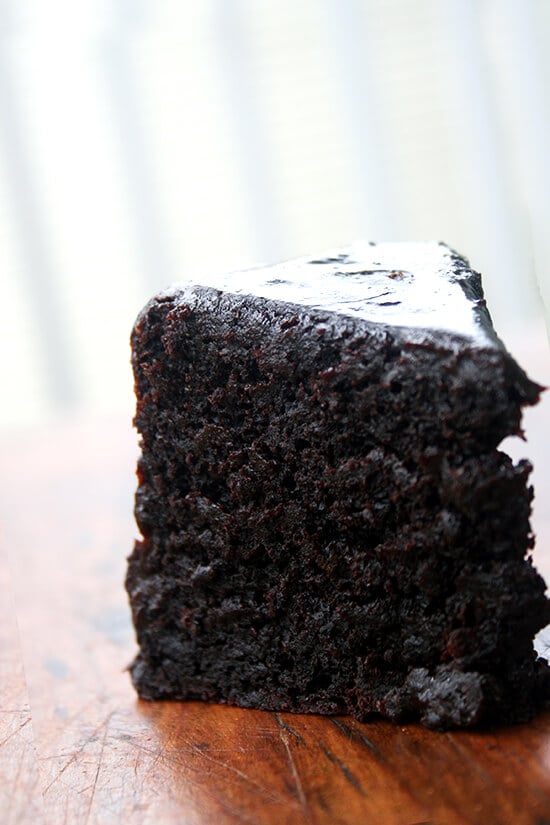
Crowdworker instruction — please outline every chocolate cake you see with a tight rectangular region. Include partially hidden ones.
[126,241,550,729]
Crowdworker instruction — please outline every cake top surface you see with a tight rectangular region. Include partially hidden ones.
[167,241,500,347]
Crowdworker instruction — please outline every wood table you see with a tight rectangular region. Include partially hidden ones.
[2,337,550,824]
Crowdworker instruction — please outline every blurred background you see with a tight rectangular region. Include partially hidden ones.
[1,0,549,433]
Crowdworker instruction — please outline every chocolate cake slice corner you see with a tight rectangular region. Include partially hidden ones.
[126,241,550,729]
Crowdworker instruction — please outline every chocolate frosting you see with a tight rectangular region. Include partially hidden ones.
[166,242,498,348]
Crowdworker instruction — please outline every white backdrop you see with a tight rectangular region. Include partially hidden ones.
[1,0,549,430]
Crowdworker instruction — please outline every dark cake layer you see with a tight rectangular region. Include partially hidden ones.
[127,244,550,729]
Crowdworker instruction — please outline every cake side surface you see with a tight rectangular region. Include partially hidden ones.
[126,246,549,729]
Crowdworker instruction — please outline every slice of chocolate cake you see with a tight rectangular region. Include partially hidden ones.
[126,241,550,729]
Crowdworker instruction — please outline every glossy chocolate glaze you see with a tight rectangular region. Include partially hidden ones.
[162,241,498,348]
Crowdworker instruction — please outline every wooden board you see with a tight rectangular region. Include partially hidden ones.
[1,332,550,824]
[0,549,44,825]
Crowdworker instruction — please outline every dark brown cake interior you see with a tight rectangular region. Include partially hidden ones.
[127,247,550,729]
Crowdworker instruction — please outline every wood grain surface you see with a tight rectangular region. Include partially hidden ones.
[1,333,550,825]
[0,547,45,825]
